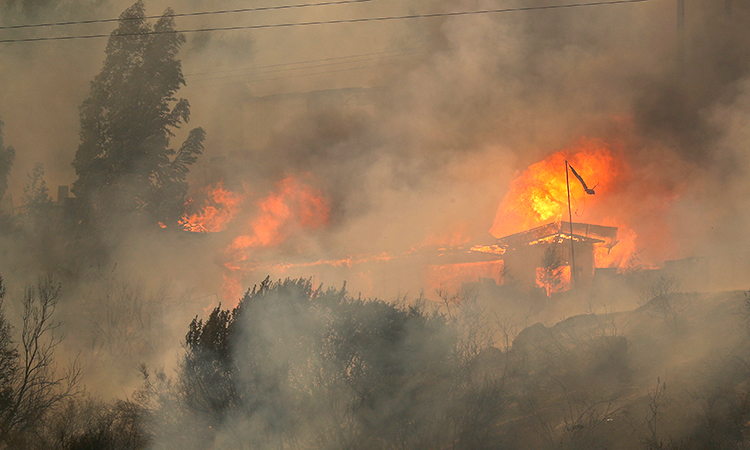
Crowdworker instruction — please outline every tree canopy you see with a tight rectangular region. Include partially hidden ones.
[72,0,204,227]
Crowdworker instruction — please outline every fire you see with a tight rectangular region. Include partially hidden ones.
[180,181,244,233]
[593,219,637,269]
[491,139,619,238]
[222,176,330,300]
[222,272,243,302]
[487,137,661,295]
[226,176,329,259]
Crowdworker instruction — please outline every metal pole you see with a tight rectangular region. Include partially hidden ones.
[565,160,576,290]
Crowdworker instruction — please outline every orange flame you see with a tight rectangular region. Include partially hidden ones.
[222,176,330,301]
[222,272,244,303]
[180,181,244,233]
[491,139,619,238]
[489,138,654,272]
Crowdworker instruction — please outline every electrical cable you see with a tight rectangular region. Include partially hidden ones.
[0,0,376,31]
[0,0,654,44]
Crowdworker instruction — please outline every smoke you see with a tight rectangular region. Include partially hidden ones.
[2,0,750,431]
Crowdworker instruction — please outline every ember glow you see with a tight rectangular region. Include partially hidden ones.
[424,260,505,295]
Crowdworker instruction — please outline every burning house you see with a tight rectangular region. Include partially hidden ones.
[490,221,618,295]
[421,220,620,297]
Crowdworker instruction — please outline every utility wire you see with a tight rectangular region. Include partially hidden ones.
[0,0,376,31]
[0,0,654,44]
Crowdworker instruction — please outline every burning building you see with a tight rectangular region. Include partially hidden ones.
[491,220,618,295]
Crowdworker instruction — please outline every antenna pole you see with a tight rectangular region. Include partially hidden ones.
[566,160,576,290]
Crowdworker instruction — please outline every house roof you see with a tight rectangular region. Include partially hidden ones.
[496,221,618,249]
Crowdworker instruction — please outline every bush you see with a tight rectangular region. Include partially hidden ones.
[142,277,509,450]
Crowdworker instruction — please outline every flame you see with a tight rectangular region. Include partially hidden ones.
[222,176,330,300]
[226,176,329,258]
[491,139,619,238]
[489,138,651,272]
[180,181,244,233]
[222,272,243,303]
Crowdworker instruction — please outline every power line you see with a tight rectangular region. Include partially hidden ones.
[0,0,376,31]
[0,0,655,44]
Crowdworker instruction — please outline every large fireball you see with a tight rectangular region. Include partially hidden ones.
[491,139,620,238]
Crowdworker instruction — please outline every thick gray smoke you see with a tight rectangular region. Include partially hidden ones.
[2,1,750,447]
[2,0,749,266]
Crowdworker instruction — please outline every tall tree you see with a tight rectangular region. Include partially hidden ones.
[72,1,204,227]
[0,118,15,208]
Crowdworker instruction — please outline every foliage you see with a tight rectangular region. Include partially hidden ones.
[0,276,81,448]
[0,118,15,207]
[72,0,204,227]
[538,245,567,297]
[79,273,169,365]
[45,397,149,450]
[140,277,509,449]
[0,277,18,421]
